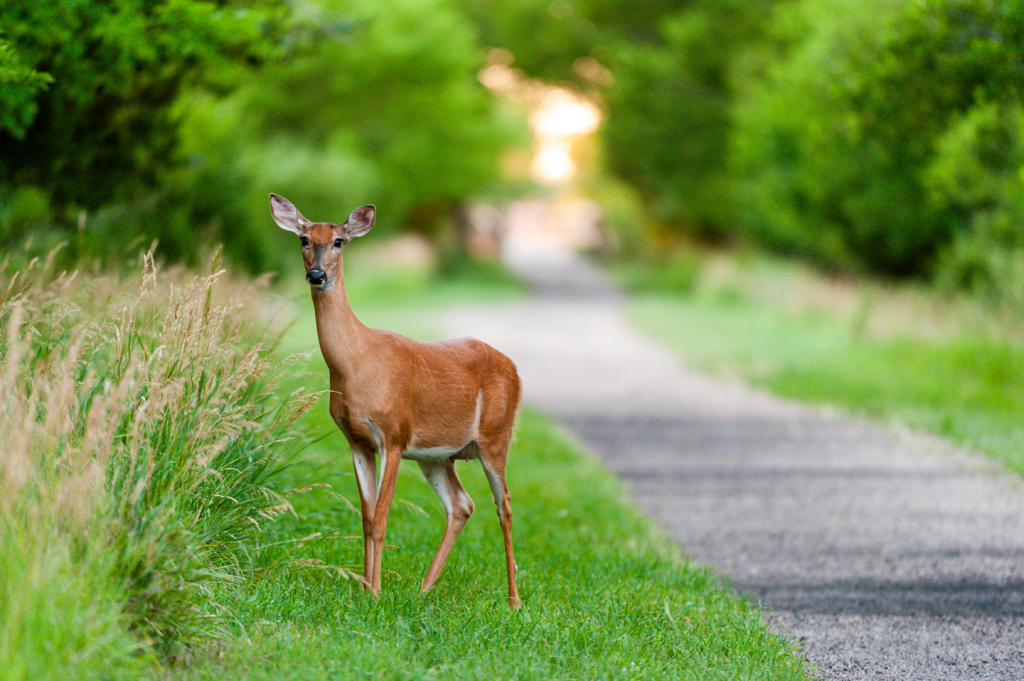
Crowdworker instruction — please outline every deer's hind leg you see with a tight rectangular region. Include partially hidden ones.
[418,459,475,593]
[478,440,521,609]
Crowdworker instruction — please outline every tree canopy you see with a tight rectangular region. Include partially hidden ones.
[732,0,1024,277]
[3,0,1022,290]
[1,0,286,211]
[0,0,524,271]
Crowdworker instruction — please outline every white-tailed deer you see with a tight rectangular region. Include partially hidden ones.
[270,194,522,608]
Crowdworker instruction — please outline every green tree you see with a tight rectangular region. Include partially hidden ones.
[150,0,526,271]
[731,0,1024,276]
[249,0,519,230]
[1,0,522,273]
[599,1,780,241]
[0,35,53,138]
[459,0,595,87]
[0,0,284,222]
[460,0,779,242]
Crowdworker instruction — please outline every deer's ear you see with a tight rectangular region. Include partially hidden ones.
[270,193,311,234]
[345,205,376,239]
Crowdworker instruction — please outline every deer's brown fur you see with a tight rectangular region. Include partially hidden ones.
[270,194,522,608]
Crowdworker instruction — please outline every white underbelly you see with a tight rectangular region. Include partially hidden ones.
[401,444,471,462]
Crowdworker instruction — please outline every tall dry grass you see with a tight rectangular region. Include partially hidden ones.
[0,249,314,675]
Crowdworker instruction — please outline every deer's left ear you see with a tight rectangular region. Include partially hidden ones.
[345,205,375,239]
[270,193,312,234]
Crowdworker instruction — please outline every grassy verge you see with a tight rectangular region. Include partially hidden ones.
[170,402,807,680]
[173,250,808,679]
[0,250,315,678]
[1,247,811,679]
[617,253,1024,476]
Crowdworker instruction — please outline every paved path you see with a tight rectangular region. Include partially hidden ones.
[441,252,1024,680]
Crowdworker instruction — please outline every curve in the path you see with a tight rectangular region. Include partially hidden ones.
[441,253,1024,681]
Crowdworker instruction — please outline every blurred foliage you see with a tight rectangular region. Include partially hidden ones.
[0,0,286,212]
[600,1,780,241]
[185,0,527,271]
[0,35,53,137]
[0,0,525,272]
[469,0,1024,299]
[733,0,1024,280]
[4,0,1022,294]
[730,0,907,271]
[927,101,1024,305]
[612,250,704,295]
[463,0,778,241]
[459,0,599,87]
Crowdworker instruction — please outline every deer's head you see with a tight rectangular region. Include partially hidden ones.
[270,194,375,292]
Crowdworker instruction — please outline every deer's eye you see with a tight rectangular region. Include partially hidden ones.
[300,236,309,247]
[334,238,344,248]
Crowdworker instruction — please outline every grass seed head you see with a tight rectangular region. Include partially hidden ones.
[0,247,309,659]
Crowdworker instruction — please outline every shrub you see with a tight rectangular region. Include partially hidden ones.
[601,1,782,241]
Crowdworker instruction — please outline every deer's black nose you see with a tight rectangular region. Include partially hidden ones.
[306,269,327,285]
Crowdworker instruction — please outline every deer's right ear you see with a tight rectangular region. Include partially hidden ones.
[270,193,310,234]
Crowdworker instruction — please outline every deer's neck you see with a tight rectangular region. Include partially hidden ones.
[310,264,368,378]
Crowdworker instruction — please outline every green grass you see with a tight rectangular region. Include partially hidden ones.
[1,251,811,680]
[622,255,1024,477]
[169,405,808,680]
[171,257,809,680]
[0,252,315,677]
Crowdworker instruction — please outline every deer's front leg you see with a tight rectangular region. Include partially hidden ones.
[350,446,377,589]
[370,445,402,593]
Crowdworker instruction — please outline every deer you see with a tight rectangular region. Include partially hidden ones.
[270,193,523,608]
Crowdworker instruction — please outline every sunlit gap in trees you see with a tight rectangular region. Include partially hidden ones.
[529,91,601,184]
[478,49,602,185]
[477,50,605,262]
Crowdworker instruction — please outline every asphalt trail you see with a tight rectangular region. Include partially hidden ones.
[441,253,1024,680]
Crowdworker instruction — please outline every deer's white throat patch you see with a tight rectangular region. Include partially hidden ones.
[310,278,336,293]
